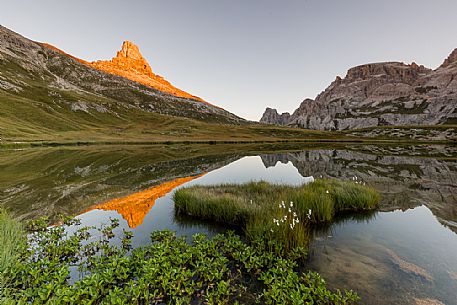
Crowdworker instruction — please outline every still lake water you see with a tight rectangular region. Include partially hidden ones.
[1,144,456,304]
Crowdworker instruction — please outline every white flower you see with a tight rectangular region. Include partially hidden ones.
[290,202,293,207]
[288,208,291,213]
[326,190,329,194]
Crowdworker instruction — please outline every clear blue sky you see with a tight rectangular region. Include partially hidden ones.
[1,0,456,120]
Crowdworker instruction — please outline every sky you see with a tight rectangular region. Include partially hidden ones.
[1,0,457,120]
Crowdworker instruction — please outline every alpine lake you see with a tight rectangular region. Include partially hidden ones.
[1,143,456,305]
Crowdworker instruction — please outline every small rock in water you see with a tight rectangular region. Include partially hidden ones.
[447,270,457,281]
[386,249,433,282]
[414,298,445,305]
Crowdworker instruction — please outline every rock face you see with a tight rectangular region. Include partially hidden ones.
[90,41,206,103]
[261,52,457,130]
[260,107,290,125]
[440,48,457,68]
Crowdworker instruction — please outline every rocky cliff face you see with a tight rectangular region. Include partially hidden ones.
[261,52,457,130]
[440,48,457,68]
[89,41,206,103]
[259,107,290,125]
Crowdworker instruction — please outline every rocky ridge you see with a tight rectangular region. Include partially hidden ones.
[261,52,457,130]
[260,107,290,125]
[89,41,206,103]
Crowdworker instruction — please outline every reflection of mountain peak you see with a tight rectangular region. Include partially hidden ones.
[90,174,204,228]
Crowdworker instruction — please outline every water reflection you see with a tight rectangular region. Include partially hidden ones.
[260,146,457,232]
[2,144,457,304]
[85,174,204,228]
[0,145,240,221]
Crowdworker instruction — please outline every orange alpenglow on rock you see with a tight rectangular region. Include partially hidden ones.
[89,41,205,102]
[89,174,204,228]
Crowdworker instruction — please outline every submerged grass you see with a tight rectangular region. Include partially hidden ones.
[174,179,380,251]
[0,210,25,276]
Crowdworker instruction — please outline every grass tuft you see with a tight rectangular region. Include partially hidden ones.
[0,210,25,276]
[174,179,380,252]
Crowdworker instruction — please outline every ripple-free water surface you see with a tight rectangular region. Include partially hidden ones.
[2,145,456,304]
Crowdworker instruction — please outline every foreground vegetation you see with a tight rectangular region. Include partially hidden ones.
[174,179,380,251]
[0,216,359,304]
[0,210,25,275]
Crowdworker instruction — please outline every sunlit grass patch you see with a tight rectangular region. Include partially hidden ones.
[174,179,380,251]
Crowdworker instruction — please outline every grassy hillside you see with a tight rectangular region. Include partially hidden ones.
[0,87,345,143]
[345,124,457,141]
[2,85,456,144]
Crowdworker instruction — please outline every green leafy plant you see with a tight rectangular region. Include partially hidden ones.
[1,215,359,304]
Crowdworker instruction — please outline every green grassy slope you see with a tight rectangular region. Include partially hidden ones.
[0,89,342,143]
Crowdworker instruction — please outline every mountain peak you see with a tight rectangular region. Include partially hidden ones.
[109,40,154,77]
[89,41,206,102]
[440,48,457,69]
[117,41,142,60]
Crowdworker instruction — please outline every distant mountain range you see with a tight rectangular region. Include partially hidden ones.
[1,24,456,144]
[260,50,457,130]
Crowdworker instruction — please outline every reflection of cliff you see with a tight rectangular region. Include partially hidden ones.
[261,146,457,231]
[89,175,204,228]
[0,146,240,221]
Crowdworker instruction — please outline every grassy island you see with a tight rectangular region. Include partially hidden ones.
[174,179,380,251]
